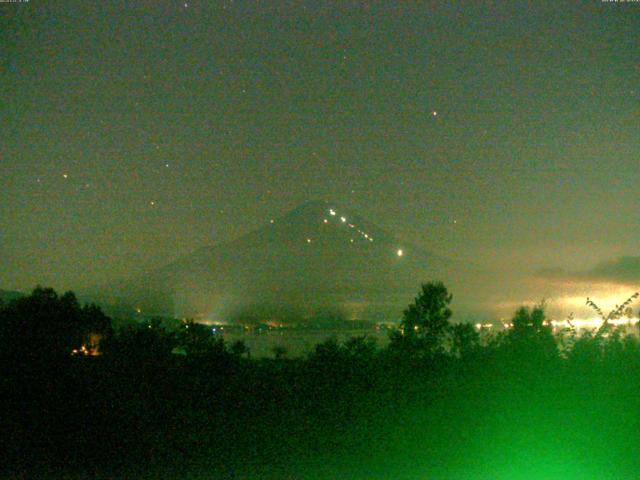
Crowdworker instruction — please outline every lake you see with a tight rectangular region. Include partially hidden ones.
[221,328,391,358]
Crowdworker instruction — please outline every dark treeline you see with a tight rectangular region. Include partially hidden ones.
[2,284,640,479]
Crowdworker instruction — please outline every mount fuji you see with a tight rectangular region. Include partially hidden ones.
[94,201,470,323]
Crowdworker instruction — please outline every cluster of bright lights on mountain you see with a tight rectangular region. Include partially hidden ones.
[293,206,405,255]
[325,207,377,244]
[322,208,406,258]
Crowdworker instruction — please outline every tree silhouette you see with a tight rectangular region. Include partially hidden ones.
[586,292,639,334]
[504,303,557,362]
[390,281,453,357]
[0,287,112,366]
[230,339,250,358]
[102,317,176,362]
[512,304,546,334]
[450,322,480,359]
[178,320,226,357]
[343,335,377,360]
[272,345,288,360]
[308,337,344,370]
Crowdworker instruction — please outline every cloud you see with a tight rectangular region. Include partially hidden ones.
[583,256,640,284]
[537,256,640,285]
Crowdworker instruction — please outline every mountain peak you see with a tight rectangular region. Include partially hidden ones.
[268,200,388,247]
[281,200,332,220]
[97,200,455,322]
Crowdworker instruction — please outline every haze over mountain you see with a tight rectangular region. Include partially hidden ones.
[91,201,484,324]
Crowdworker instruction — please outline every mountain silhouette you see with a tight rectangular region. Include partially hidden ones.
[93,201,461,323]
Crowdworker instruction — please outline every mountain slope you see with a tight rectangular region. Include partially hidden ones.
[94,201,462,323]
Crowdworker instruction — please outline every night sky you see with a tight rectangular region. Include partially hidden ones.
[2,1,638,316]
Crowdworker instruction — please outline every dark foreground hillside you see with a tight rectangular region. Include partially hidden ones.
[3,346,640,480]
[2,286,640,479]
